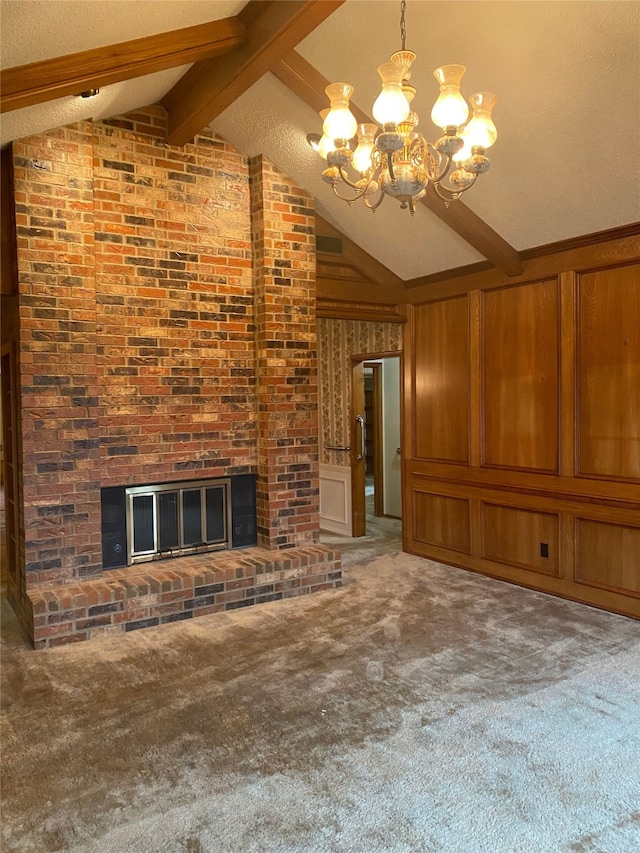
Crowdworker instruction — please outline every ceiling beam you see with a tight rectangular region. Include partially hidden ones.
[0,17,247,114]
[162,0,345,147]
[273,50,524,278]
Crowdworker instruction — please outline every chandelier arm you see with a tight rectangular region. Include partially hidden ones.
[337,165,377,194]
[438,170,478,196]
[363,186,386,211]
[432,182,465,204]
[423,143,449,182]
[436,156,455,184]
[330,183,371,205]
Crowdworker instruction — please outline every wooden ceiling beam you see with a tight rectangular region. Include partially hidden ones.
[162,0,344,147]
[0,17,247,114]
[273,50,524,278]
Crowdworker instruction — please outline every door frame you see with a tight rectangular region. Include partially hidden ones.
[367,363,385,517]
[350,350,403,537]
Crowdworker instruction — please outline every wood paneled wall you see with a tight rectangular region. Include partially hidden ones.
[404,234,640,618]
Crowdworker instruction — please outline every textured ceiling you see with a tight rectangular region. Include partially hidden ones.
[1,0,639,278]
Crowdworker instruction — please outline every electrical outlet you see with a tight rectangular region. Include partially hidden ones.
[540,542,549,559]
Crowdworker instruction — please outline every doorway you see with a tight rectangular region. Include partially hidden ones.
[351,353,402,537]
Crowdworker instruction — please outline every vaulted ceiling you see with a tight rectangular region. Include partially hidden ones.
[1,0,639,281]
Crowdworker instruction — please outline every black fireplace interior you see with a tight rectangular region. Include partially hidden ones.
[101,474,257,569]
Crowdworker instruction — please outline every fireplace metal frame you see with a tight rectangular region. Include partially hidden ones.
[125,478,233,564]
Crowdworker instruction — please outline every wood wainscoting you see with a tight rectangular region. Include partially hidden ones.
[403,234,640,618]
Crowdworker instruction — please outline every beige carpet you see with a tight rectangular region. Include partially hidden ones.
[2,543,640,852]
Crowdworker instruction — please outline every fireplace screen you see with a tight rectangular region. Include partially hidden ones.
[126,478,232,563]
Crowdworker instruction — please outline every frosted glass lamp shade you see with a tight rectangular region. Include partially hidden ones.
[373,62,411,126]
[464,92,498,149]
[431,65,469,129]
[316,109,336,160]
[323,83,358,141]
[352,123,377,174]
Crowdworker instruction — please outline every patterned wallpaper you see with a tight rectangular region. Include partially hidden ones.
[318,318,403,467]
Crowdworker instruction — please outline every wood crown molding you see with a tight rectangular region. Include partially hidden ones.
[520,221,640,261]
[273,50,523,278]
[316,298,405,322]
[404,222,640,290]
[162,1,344,146]
[0,17,247,114]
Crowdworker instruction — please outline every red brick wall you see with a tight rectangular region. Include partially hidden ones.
[250,156,320,549]
[13,120,100,587]
[12,107,318,594]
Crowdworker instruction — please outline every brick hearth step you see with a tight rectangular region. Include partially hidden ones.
[27,545,341,649]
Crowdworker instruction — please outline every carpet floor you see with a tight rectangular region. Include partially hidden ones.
[2,539,640,852]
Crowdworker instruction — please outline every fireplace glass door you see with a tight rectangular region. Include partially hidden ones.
[126,479,231,563]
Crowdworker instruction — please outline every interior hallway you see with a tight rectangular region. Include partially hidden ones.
[320,488,403,569]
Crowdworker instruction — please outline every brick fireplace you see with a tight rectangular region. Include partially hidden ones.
[6,106,341,648]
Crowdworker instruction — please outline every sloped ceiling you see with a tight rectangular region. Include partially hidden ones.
[1,0,639,279]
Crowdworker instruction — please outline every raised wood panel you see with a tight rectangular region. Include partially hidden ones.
[577,264,640,481]
[319,463,351,535]
[402,230,640,619]
[576,519,640,597]
[482,503,560,577]
[482,279,559,472]
[413,296,469,463]
[413,490,471,554]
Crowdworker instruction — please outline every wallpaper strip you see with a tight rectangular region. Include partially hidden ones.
[318,318,402,467]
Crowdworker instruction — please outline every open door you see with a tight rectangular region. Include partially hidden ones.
[319,351,401,539]
[350,353,403,537]
[351,360,367,537]
[365,363,385,518]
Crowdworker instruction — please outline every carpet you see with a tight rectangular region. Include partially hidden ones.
[2,552,640,852]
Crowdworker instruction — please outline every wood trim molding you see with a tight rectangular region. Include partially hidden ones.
[162,1,344,146]
[317,257,370,282]
[405,222,640,290]
[275,50,523,278]
[316,298,405,322]
[408,468,640,512]
[404,260,495,289]
[316,214,404,293]
[1,147,18,298]
[0,17,247,114]
[521,222,640,261]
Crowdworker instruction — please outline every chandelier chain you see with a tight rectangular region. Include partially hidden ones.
[400,0,406,50]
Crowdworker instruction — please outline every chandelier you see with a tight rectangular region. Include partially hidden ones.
[307,0,498,213]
